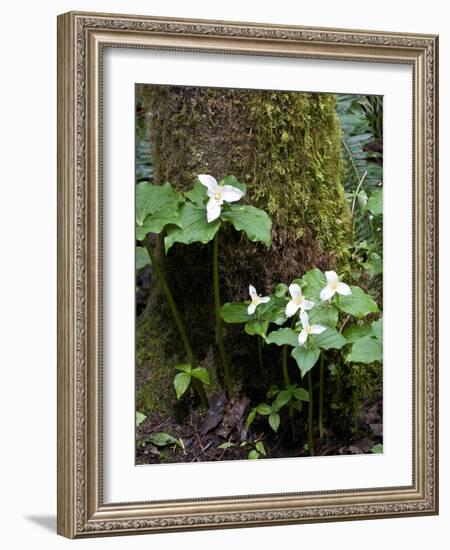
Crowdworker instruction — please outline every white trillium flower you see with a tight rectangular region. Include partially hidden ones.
[198,174,245,223]
[247,284,270,315]
[320,271,352,302]
[298,310,326,346]
[285,283,314,318]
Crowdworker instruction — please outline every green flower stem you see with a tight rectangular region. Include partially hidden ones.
[213,232,233,399]
[144,237,208,407]
[282,317,296,388]
[257,336,264,376]
[282,317,297,433]
[281,344,291,387]
[353,383,360,433]
[307,370,314,456]
[282,342,295,439]
[319,352,325,439]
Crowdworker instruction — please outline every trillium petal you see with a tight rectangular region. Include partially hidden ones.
[247,303,257,315]
[206,198,222,223]
[320,285,335,301]
[303,299,315,311]
[325,270,339,283]
[198,174,218,191]
[285,299,300,318]
[260,296,271,304]
[298,330,308,346]
[220,185,245,203]
[249,285,257,300]
[336,282,352,296]
[288,283,302,299]
[300,309,309,329]
[311,324,327,335]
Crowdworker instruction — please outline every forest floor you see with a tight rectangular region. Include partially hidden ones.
[136,393,382,464]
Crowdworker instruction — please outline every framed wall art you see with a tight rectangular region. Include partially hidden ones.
[57,11,439,538]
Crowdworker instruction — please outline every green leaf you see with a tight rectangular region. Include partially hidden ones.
[337,286,379,318]
[342,324,372,343]
[137,216,181,241]
[293,387,310,402]
[367,189,383,216]
[246,408,257,428]
[136,247,151,270]
[174,372,191,399]
[245,319,269,338]
[191,367,211,385]
[149,432,179,447]
[221,205,272,247]
[274,283,288,297]
[220,302,250,323]
[301,268,327,300]
[291,346,320,377]
[269,413,280,432]
[313,327,347,350]
[218,441,235,450]
[136,411,147,427]
[248,450,260,460]
[258,301,288,326]
[185,181,207,205]
[266,385,280,399]
[266,328,298,347]
[346,335,383,364]
[273,389,292,409]
[363,252,383,277]
[256,403,272,416]
[371,318,383,341]
[371,443,383,454]
[136,182,181,225]
[136,182,183,240]
[308,302,339,327]
[220,175,247,194]
[174,363,192,373]
[255,441,266,456]
[164,202,220,253]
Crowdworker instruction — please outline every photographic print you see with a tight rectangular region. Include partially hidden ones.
[57,12,438,537]
[135,85,383,464]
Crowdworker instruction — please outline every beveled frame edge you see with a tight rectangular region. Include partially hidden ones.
[57,11,439,539]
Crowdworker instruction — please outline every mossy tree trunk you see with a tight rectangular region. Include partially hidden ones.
[136,85,352,415]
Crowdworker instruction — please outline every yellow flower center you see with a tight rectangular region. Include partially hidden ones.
[329,281,338,291]
[214,191,223,201]
[305,326,312,334]
[294,295,303,305]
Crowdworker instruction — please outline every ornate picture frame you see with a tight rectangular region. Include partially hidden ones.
[57,11,438,538]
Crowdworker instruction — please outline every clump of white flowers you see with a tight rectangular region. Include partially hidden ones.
[285,283,314,318]
[247,285,270,315]
[320,271,352,301]
[298,310,326,346]
[198,174,245,223]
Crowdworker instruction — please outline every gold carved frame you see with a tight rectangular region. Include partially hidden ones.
[57,11,439,538]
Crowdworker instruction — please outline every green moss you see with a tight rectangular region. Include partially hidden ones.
[135,303,181,417]
[246,92,351,267]
[328,359,382,431]
[136,283,222,417]
[143,86,351,277]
